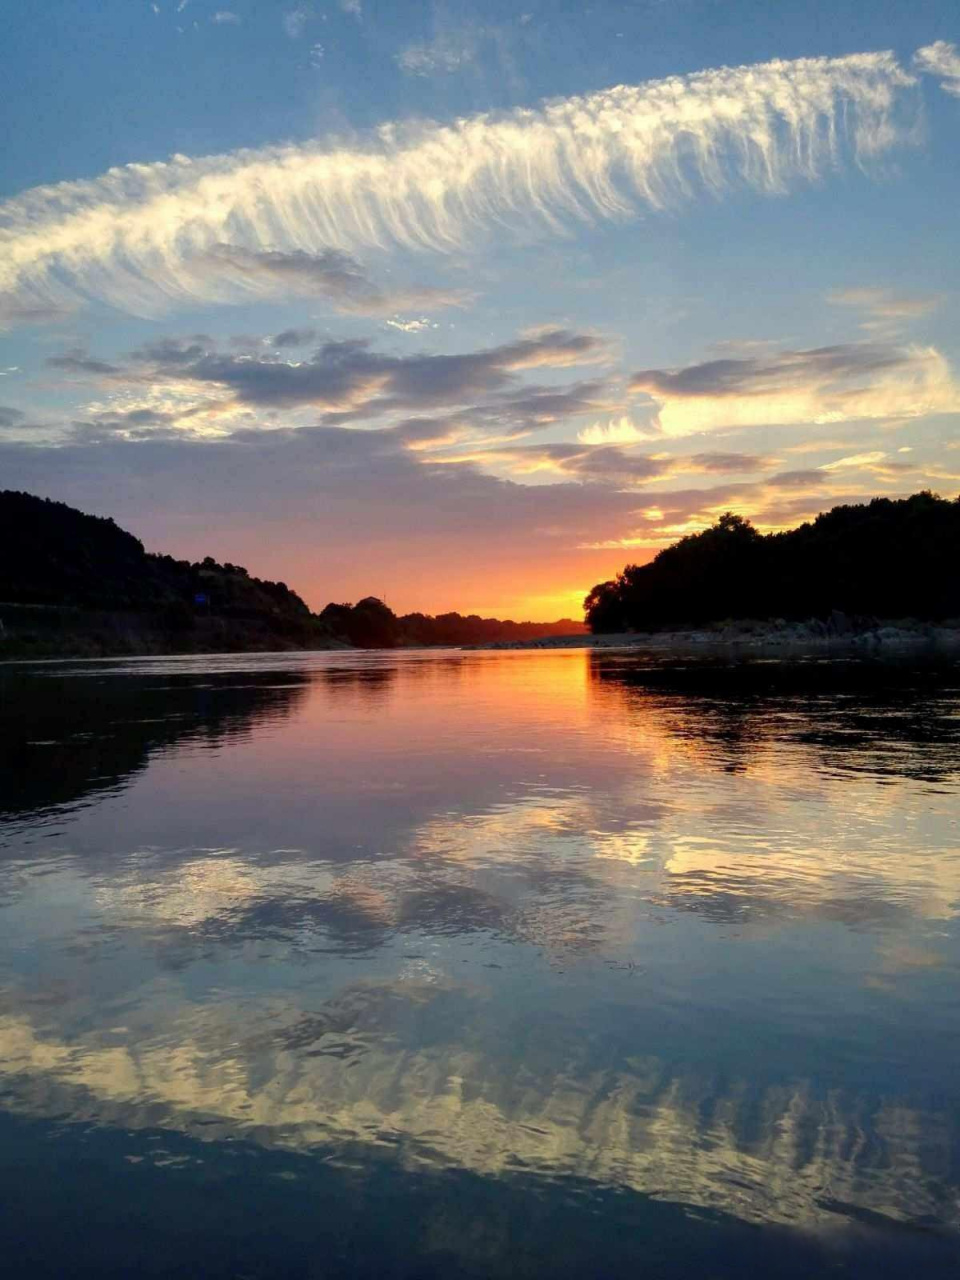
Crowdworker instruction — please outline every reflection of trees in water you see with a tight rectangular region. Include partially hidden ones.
[588,654,960,782]
[312,663,398,702]
[312,654,468,702]
[0,669,310,824]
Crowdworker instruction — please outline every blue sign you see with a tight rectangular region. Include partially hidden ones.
[194,593,208,606]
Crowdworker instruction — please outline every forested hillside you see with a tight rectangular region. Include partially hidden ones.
[0,490,335,655]
[585,493,960,633]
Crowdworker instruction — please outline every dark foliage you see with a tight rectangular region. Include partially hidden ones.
[398,610,585,647]
[585,492,960,633]
[0,490,583,655]
[0,490,337,654]
[319,599,586,648]
[319,597,402,648]
[0,489,311,619]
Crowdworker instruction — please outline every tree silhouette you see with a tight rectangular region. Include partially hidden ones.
[0,489,334,654]
[319,600,587,648]
[584,492,960,633]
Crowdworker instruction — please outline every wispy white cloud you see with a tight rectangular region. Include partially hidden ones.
[827,286,941,334]
[0,51,918,321]
[282,6,310,39]
[211,10,241,24]
[914,41,960,96]
[385,317,437,334]
[820,450,888,471]
[396,31,477,75]
[827,286,940,317]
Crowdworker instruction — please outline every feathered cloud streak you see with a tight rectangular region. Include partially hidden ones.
[0,51,916,320]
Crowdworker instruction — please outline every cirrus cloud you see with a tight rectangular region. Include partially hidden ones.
[827,286,942,334]
[0,51,918,322]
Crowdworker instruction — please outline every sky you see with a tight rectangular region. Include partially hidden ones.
[1,1,959,620]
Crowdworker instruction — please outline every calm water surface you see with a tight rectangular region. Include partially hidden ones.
[1,648,959,1277]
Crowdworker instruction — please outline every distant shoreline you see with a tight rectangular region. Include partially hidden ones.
[4,612,960,663]
[464,620,960,652]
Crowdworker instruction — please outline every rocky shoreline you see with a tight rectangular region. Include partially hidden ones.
[465,616,960,653]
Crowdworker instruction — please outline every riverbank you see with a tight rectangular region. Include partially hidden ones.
[465,617,960,652]
[5,607,960,661]
[0,604,347,660]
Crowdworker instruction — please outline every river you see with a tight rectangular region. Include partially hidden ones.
[1,648,958,1277]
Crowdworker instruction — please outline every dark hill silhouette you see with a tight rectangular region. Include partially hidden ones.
[585,492,960,633]
[0,489,311,616]
[0,489,336,656]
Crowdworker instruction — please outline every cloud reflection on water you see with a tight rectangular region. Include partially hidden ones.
[1,649,959,1249]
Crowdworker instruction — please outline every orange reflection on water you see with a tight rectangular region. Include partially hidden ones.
[1,648,959,1246]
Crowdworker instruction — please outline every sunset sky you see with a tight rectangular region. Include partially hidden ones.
[2,1,959,619]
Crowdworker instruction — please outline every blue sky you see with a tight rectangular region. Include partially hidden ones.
[1,1,958,617]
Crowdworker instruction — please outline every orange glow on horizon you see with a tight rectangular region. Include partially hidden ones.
[300,572,624,624]
[284,548,656,623]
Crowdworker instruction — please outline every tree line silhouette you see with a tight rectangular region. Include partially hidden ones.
[318,597,585,648]
[585,492,960,633]
[0,489,330,653]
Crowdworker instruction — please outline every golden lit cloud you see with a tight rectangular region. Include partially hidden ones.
[820,450,888,470]
[577,415,656,445]
[630,343,960,437]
